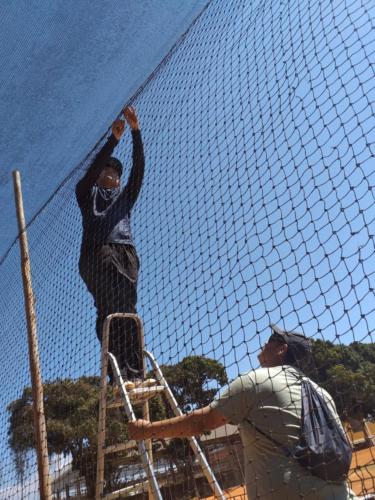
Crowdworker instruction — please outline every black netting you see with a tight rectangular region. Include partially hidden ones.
[1,0,375,498]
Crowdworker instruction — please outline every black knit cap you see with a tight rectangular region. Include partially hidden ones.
[106,157,123,177]
[269,323,312,364]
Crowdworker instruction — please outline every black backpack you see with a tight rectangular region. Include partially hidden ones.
[247,377,352,481]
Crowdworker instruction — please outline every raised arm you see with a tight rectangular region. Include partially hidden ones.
[128,406,227,441]
[75,118,125,206]
[119,106,145,209]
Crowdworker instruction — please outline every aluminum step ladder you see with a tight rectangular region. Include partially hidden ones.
[95,313,226,500]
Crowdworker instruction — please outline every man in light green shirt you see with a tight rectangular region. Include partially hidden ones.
[129,325,357,499]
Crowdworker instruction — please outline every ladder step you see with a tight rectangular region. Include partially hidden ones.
[131,385,165,398]
[107,386,165,408]
[102,480,149,499]
[104,441,137,455]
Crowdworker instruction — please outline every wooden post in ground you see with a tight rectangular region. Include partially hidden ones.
[12,170,52,500]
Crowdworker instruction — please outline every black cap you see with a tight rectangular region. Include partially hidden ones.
[269,324,312,365]
[107,157,123,177]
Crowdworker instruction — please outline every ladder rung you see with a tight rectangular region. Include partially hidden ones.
[107,385,165,408]
[131,385,165,397]
[102,480,149,499]
[104,441,137,455]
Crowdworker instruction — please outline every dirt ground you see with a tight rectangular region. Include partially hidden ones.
[349,445,375,497]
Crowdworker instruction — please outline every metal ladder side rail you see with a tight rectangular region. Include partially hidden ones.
[108,352,163,500]
[127,314,156,500]
[144,350,227,500]
[95,313,161,500]
[136,313,154,476]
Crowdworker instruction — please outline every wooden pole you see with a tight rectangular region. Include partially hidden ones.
[12,171,52,500]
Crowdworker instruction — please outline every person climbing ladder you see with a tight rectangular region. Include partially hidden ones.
[76,106,145,384]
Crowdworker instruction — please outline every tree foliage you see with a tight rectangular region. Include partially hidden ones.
[305,340,375,418]
[8,376,127,498]
[159,355,228,413]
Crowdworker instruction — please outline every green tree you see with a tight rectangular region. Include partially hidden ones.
[305,340,375,418]
[7,376,128,498]
[159,355,228,413]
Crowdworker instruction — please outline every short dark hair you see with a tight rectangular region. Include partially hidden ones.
[106,157,123,177]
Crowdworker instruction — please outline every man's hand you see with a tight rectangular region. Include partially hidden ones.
[123,106,140,131]
[112,118,126,141]
[128,419,150,440]
[127,407,227,441]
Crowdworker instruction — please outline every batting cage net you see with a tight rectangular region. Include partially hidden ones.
[1,0,375,498]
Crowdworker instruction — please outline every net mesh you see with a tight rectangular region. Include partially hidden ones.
[1,0,375,498]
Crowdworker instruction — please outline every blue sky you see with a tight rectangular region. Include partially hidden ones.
[1,0,375,496]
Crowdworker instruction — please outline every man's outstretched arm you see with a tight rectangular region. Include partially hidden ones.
[128,406,228,441]
[75,117,125,206]
[119,106,145,209]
